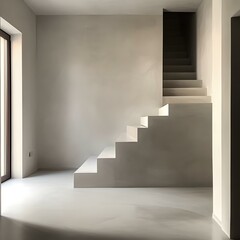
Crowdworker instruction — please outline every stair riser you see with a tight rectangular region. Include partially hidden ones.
[141,116,148,128]
[74,174,100,188]
[127,126,138,139]
[164,72,196,80]
[163,80,202,88]
[163,97,211,104]
[163,88,207,96]
[159,105,169,116]
[164,65,194,72]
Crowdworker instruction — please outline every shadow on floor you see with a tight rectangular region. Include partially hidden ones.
[0,216,142,240]
[0,216,229,240]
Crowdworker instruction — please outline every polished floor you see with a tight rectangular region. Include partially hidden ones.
[1,171,229,240]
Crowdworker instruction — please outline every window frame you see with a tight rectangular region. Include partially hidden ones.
[0,29,11,183]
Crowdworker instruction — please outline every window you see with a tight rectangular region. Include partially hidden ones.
[0,29,11,183]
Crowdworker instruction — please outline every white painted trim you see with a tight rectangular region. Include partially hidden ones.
[0,17,23,178]
[212,213,230,238]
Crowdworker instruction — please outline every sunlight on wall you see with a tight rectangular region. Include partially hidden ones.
[0,17,23,178]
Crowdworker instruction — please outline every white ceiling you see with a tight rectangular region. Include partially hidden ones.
[24,0,202,15]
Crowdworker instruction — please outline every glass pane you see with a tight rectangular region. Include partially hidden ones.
[0,37,8,178]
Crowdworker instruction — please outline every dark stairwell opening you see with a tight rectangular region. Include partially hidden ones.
[163,12,201,99]
[163,12,196,80]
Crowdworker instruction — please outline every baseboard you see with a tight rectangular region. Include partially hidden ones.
[212,214,231,238]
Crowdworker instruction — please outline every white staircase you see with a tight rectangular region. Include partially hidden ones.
[74,103,212,188]
[74,13,212,188]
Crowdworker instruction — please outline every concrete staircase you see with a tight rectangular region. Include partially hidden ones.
[163,13,211,105]
[74,13,212,188]
[74,103,212,188]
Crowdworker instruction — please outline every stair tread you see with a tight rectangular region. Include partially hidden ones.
[98,146,116,159]
[75,156,97,173]
[163,96,211,104]
[164,79,198,81]
[127,125,146,129]
[164,96,210,99]
[163,87,207,96]
[164,87,206,90]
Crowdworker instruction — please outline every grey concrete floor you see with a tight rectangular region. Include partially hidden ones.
[1,170,229,240]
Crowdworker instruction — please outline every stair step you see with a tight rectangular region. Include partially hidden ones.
[163,80,202,88]
[140,106,170,127]
[117,133,137,142]
[164,58,191,65]
[163,96,211,104]
[74,102,212,188]
[164,88,207,96]
[164,52,188,58]
[127,125,146,139]
[158,104,169,116]
[98,146,116,159]
[140,116,149,128]
[164,72,197,80]
[164,65,194,72]
[75,156,97,173]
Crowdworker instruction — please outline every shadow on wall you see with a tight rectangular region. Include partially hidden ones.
[233,9,240,16]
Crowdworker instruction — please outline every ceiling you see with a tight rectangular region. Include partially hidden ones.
[24,0,202,15]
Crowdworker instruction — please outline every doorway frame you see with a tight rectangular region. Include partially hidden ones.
[0,29,11,183]
[230,16,240,240]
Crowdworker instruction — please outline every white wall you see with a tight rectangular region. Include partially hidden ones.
[36,15,162,169]
[0,0,37,214]
[0,0,37,177]
[212,0,223,229]
[212,0,240,237]
[197,0,212,95]
[221,0,240,236]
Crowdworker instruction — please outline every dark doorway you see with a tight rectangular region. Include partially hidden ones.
[0,29,11,183]
[163,12,196,83]
[231,16,240,240]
